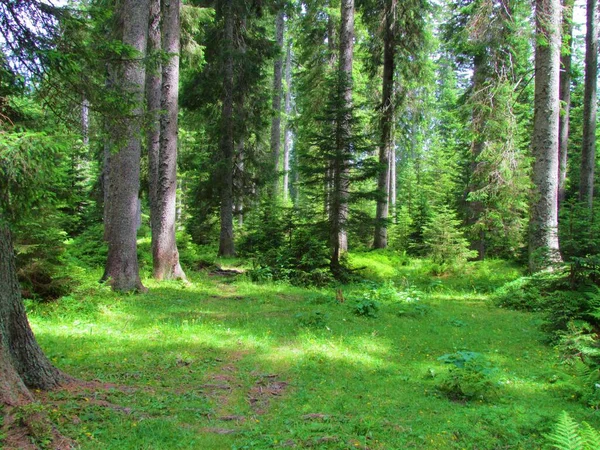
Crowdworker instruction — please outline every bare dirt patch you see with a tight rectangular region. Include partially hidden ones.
[247,374,288,415]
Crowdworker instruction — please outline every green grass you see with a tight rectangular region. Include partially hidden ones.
[17,253,600,449]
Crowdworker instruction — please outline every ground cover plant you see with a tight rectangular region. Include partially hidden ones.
[2,251,599,449]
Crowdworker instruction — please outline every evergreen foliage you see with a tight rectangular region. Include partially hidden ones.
[422,205,477,273]
[547,412,600,450]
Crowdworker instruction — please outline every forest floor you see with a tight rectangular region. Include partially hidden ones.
[10,252,600,449]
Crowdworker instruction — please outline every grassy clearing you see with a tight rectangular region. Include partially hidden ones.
[16,251,600,449]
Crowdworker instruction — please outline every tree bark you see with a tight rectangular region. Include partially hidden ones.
[218,0,236,257]
[0,222,66,407]
[390,141,396,221]
[466,53,487,260]
[102,0,150,291]
[147,0,161,249]
[152,0,186,280]
[529,0,562,272]
[270,11,285,197]
[235,139,244,227]
[558,0,574,207]
[330,0,354,271]
[374,0,395,249]
[283,39,292,203]
[579,0,598,209]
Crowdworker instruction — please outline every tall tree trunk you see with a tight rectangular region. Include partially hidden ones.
[81,98,89,148]
[153,0,186,280]
[270,11,285,197]
[579,0,598,209]
[283,39,292,203]
[390,142,396,222]
[102,0,150,291]
[373,0,395,249]
[0,221,66,407]
[330,0,354,271]
[530,0,562,272]
[235,139,244,227]
[466,53,486,260]
[146,0,161,258]
[218,0,236,257]
[558,0,574,207]
[324,10,337,218]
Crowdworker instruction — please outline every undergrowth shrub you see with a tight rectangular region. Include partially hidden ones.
[295,310,328,328]
[422,205,477,275]
[65,223,106,268]
[546,411,600,450]
[13,402,54,449]
[437,351,500,402]
[241,206,333,286]
[543,288,600,337]
[492,270,565,311]
[15,215,73,301]
[0,408,5,442]
[559,199,600,260]
[496,256,600,408]
[555,321,600,408]
[350,297,380,318]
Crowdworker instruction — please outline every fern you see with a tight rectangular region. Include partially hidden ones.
[546,411,600,450]
[580,422,600,449]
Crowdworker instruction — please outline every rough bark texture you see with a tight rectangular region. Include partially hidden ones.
[530,0,562,272]
[102,0,150,291]
[218,0,236,257]
[235,139,244,227]
[558,0,574,207]
[373,0,395,249]
[465,54,487,260]
[389,143,396,220]
[270,11,285,197]
[81,98,89,148]
[283,39,292,203]
[153,0,186,280]
[330,0,354,271]
[146,0,161,248]
[579,0,598,209]
[0,222,65,407]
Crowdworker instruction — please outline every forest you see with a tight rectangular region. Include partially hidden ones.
[0,0,599,448]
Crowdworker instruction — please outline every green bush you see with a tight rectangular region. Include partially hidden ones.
[543,288,600,337]
[546,411,600,450]
[422,205,477,274]
[437,351,500,402]
[492,270,567,312]
[15,214,73,301]
[350,297,380,318]
[65,223,107,268]
[295,310,328,328]
[242,208,332,286]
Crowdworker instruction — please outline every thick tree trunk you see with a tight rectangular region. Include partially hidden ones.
[389,142,396,221]
[235,139,244,227]
[324,10,336,218]
[374,0,395,249]
[0,222,66,407]
[558,0,574,207]
[218,0,236,257]
[270,11,285,197]
[530,0,562,272]
[330,0,354,271]
[466,54,486,260]
[102,0,150,291]
[283,39,292,203]
[152,0,186,280]
[579,0,598,209]
[147,0,161,248]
